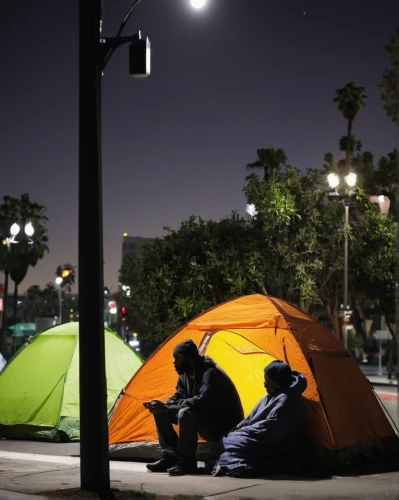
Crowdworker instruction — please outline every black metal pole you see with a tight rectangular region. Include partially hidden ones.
[12,283,18,330]
[0,270,9,358]
[396,143,399,394]
[79,0,110,493]
[343,203,349,350]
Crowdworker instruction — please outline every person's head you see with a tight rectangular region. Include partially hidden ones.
[264,360,293,394]
[172,339,199,375]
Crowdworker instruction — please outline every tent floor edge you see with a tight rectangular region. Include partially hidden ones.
[0,423,69,443]
[308,434,399,474]
[109,440,219,461]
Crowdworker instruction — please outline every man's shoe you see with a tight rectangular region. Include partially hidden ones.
[167,460,197,476]
[211,463,224,477]
[146,456,177,473]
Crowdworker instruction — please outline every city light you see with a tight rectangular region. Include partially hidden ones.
[10,223,20,236]
[345,172,357,188]
[191,0,206,8]
[109,300,117,315]
[24,222,34,237]
[327,173,340,189]
[246,203,258,218]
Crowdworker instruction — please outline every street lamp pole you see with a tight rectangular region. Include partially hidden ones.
[78,0,206,492]
[79,0,152,493]
[343,203,349,350]
[79,0,110,494]
[55,277,63,324]
[327,172,357,349]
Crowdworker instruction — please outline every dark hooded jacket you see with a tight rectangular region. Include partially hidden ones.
[216,371,308,477]
[165,356,244,433]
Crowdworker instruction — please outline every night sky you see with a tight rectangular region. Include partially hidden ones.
[1,0,399,294]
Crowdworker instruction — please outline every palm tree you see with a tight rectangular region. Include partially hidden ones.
[0,194,48,355]
[42,282,58,317]
[26,285,44,321]
[246,148,288,182]
[333,82,368,175]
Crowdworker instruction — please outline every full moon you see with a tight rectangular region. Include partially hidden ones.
[191,0,206,9]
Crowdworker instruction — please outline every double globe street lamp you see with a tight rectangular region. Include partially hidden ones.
[1,221,35,355]
[6,221,35,248]
[328,173,390,349]
[327,172,357,350]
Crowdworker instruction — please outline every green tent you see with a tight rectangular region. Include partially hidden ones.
[0,322,142,442]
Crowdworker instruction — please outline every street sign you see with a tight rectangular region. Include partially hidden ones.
[374,329,390,340]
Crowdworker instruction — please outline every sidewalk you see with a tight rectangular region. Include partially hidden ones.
[0,362,396,500]
[358,362,398,387]
[0,450,399,500]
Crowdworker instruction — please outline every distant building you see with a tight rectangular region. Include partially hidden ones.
[121,234,155,262]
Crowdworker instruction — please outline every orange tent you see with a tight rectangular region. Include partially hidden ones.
[108,294,398,471]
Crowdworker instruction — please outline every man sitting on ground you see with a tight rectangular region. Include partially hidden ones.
[211,359,308,478]
[144,339,244,476]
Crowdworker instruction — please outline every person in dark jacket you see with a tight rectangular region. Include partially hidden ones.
[145,339,244,476]
[211,360,308,478]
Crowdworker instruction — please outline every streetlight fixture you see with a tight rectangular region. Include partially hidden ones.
[129,332,140,351]
[246,203,258,218]
[121,284,132,297]
[10,223,20,237]
[191,0,207,8]
[24,222,35,237]
[5,221,35,247]
[79,0,207,493]
[1,221,35,356]
[327,171,357,349]
[55,277,63,324]
[369,195,391,215]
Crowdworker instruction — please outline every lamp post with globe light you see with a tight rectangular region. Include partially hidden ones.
[5,221,35,248]
[327,172,357,349]
[1,221,35,356]
[55,277,63,324]
[79,0,208,492]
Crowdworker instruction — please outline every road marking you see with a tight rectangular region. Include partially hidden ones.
[0,451,147,472]
[376,392,398,402]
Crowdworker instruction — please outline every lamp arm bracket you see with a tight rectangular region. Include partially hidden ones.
[99,31,143,72]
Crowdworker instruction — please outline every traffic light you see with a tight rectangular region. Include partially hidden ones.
[121,306,127,316]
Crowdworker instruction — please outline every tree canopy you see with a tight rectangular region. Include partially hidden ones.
[380,27,399,126]
[119,153,396,350]
[118,35,398,354]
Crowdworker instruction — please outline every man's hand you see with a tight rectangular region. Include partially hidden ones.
[147,400,168,413]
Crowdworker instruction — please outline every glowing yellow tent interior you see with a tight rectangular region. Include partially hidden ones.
[108,294,398,471]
